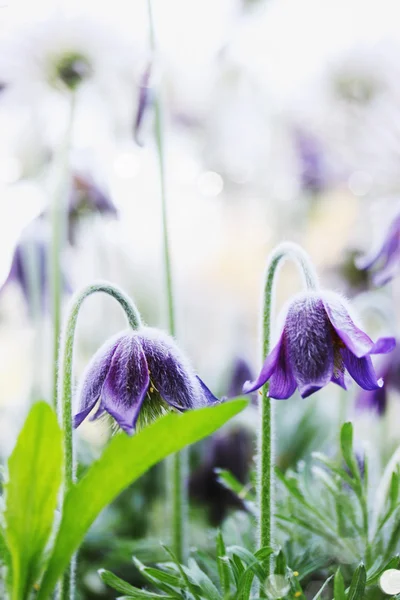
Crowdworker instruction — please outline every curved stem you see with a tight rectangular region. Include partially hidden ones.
[51,93,76,410]
[258,242,318,581]
[147,0,185,562]
[57,281,141,600]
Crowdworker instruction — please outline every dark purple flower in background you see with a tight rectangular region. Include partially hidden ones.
[189,427,254,525]
[0,220,71,313]
[356,343,400,415]
[68,172,117,243]
[356,213,400,286]
[227,357,255,398]
[243,291,395,400]
[295,131,327,194]
[74,327,219,434]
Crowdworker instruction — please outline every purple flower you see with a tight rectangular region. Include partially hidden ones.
[356,214,400,286]
[295,131,327,194]
[189,427,253,525]
[68,173,117,243]
[243,291,395,400]
[0,220,71,312]
[356,343,400,415]
[74,327,219,434]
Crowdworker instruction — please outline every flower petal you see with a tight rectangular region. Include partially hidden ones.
[74,333,124,428]
[242,338,282,394]
[268,347,297,399]
[330,369,349,390]
[101,334,150,434]
[323,294,376,357]
[285,296,334,397]
[139,327,206,409]
[341,347,382,390]
[369,337,396,355]
[196,376,220,405]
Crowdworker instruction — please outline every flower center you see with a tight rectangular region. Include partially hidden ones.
[52,52,93,91]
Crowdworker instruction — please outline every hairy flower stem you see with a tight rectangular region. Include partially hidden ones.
[50,93,76,410]
[147,0,187,563]
[57,282,142,600]
[259,243,318,586]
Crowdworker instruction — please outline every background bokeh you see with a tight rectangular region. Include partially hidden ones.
[1,0,400,597]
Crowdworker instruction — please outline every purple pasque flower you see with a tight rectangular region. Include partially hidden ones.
[74,327,219,434]
[356,343,400,415]
[243,291,395,400]
[356,213,400,286]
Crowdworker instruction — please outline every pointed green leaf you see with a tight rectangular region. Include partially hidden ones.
[347,564,366,600]
[340,423,360,482]
[4,402,62,600]
[216,530,230,597]
[333,568,345,600]
[38,399,246,599]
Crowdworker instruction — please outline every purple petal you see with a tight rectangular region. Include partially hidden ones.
[331,368,349,390]
[196,376,220,405]
[242,340,282,394]
[323,295,376,358]
[139,328,203,410]
[285,296,334,397]
[268,352,297,399]
[101,334,150,435]
[74,334,124,428]
[341,347,382,390]
[369,337,396,354]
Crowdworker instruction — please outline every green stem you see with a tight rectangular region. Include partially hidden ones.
[57,281,141,600]
[51,93,76,410]
[258,243,318,582]
[147,0,185,562]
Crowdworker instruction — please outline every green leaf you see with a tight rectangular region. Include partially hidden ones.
[347,564,366,600]
[132,557,182,598]
[216,530,230,597]
[161,545,201,600]
[366,555,399,585]
[99,569,143,595]
[274,550,286,576]
[340,423,360,483]
[333,568,345,600]
[0,526,10,568]
[38,399,246,599]
[4,402,62,600]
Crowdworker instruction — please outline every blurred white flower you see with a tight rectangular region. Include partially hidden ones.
[0,13,146,154]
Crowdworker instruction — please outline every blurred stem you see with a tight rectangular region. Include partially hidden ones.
[259,243,318,587]
[147,0,186,563]
[57,281,142,600]
[21,237,43,400]
[51,93,76,410]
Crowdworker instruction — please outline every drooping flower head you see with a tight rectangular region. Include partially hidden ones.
[356,343,400,415]
[244,291,395,400]
[74,327,219,434]
[356,213,400,286]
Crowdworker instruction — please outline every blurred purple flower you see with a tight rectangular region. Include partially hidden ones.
[356,343,400,415]
[243,291,395,400]
[189,427,253,525]
[74,327,219,434]
[295,131,327,194]
[356,213,400,286]
[134,63,153,146]
[227,357,254,398]
[68,172,117,243]
[0,220,71,313]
